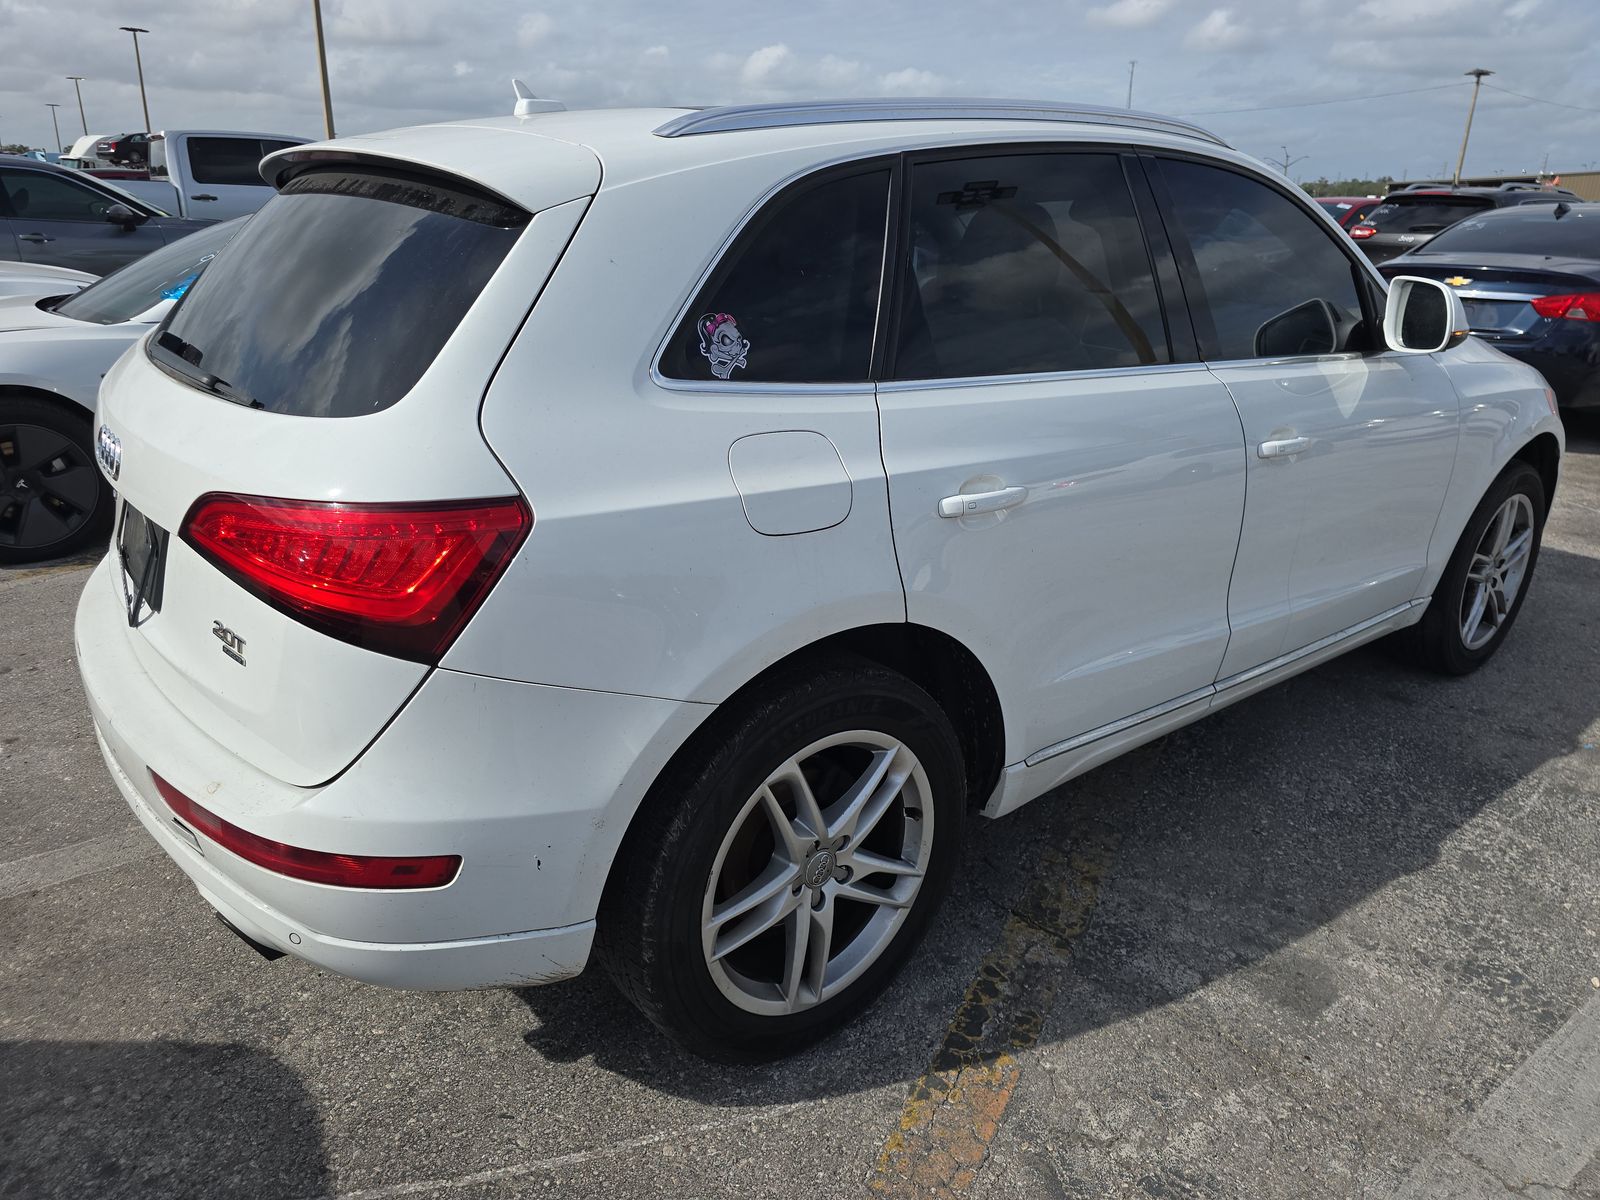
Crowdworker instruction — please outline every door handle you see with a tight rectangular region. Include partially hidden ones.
[938,486,1027,518]
[190,194,218,202]
[1257,436,1312,459]
[17,233,53,243]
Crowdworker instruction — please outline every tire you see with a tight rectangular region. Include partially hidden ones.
[1407,460,1546,675]
[0,395,112,566]
[597,657,966,1062]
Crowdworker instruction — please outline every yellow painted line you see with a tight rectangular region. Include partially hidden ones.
[869,824,1119,1197]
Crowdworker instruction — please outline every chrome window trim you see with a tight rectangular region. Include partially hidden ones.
[653,99,1227,148]
[874,361,1212,393]
[1200,351,1368,371]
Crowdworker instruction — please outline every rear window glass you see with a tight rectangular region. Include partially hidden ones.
[150,167,527,417]
[1420,207,1600,257]
[1364,196,1491,232]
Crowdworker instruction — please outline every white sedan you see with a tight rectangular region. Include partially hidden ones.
[0,218,241,563]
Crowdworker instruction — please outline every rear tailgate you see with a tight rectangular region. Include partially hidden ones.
[1382,258,1600,336]
[92,157,595,787]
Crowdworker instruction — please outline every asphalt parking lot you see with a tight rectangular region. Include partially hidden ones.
[2,416,1597,1200]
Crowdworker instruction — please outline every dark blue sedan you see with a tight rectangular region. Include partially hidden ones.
[1379,202,1600,409]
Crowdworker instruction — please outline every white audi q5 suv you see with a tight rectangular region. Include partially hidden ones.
[77,97,1563,1060]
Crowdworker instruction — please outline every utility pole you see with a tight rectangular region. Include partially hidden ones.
[1268,145,1309,176]
[46,103,63,153]
[311,0,336,138]
[120,26,152,133]
[1126,60,1136,109]
[66,76,88,136]
[1453,68,1493,186]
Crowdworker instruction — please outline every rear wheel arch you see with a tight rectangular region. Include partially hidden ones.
[599,622,1006,915]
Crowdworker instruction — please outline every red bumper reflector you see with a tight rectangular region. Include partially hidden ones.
[150,771,460,890]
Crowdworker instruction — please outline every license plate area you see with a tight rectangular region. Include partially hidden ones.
[117,502,169,626]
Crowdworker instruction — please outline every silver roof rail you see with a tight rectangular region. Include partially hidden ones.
[653,98,1228,147]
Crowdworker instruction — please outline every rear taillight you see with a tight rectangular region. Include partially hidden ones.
[181,494,530,663]
[150,771,460,889]
[1531,292,1600,322]
[1350,225,1377,240]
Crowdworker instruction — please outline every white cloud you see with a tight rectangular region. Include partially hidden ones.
[1185,7,1259,51]
[740,44,792,86]
[878,67,945,96]
[1086,0,1175,28]
[517,12,553,48]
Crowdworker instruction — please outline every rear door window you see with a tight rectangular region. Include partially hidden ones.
[150,166,528,416]
[659,167,890,384]
[1155,157,1369,360]
[185,137,294,187]
[890,151,1169,378]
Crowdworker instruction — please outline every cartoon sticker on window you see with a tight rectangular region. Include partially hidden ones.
[697,312,750,380]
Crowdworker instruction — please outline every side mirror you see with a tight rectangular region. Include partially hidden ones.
[104,203,145,231]
[1254,298,1339,358]
[1384,276,1470,354]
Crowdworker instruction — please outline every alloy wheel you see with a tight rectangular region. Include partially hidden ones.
[1460,492,1535,651]
[700,730,935,1017]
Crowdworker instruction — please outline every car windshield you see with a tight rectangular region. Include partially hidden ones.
[54,219,245,325]
[1418,207,1600,258]
[1364,196,1492,232]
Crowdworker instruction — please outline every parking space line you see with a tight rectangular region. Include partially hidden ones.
[1388,990,1600,1198]
[0,828,160,902]
[868,823,1119,1197]
[312,1102,811,1199]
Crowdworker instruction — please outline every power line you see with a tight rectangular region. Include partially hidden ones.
[1479,82,1600,115]
[1179,81,1466,117]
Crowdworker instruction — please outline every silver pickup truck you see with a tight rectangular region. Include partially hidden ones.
[77,130,309,221]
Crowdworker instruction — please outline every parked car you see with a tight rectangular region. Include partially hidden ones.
[0,155,211,273]
[92,132,150,169]
[1349,183,1581,264]
[0,258,94,299]
[1380,201,1600,408]
[1315,195,1381,229]
[99,131,309,221]
[77,98,1563,1062]
[0,218,242,562]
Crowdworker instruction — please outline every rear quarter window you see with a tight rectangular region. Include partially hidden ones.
[150,166,528,416]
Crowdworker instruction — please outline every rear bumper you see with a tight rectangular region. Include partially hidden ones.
[75,555,711,989]
[1478,335,1600,409]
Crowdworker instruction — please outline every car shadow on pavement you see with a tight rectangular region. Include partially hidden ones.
[512,542,1600,1105]
[0,1040,328,1199]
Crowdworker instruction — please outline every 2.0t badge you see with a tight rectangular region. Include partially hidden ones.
[211,620,246,665]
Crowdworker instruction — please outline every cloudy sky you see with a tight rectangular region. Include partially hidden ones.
[5,0,1599,182]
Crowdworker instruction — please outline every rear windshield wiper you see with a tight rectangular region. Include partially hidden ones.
[156,329,206,367]
[154,331,261,407]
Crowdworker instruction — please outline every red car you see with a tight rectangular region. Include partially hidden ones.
[1316,195,1383,229]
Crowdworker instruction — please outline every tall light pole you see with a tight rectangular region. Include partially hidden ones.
[66,76,88,136]
[1126,60,1137,109]
[311,0,336,138]
[120,26,152,133]
[1453,68,1493,186]
[46,103,63,153]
